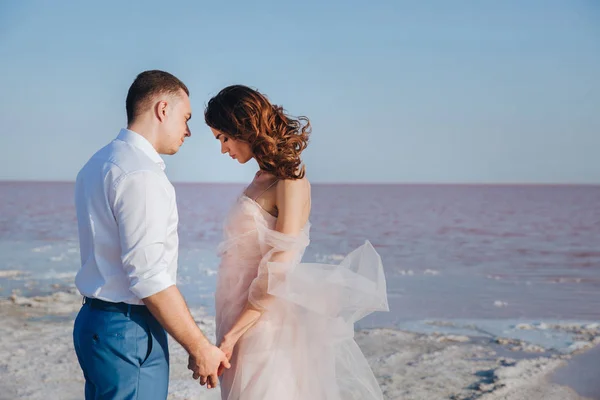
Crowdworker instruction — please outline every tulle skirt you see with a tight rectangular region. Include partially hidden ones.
[215,241,388,400]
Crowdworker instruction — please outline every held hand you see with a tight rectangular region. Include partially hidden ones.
[187,342,231,389]
[217,335,237,376]
[219,336,236,360]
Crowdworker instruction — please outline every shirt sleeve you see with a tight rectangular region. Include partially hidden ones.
[112,170,176,299]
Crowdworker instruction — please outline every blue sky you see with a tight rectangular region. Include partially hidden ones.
[0,0,598,183]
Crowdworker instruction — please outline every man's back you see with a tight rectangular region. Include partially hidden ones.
[74,128,178,305]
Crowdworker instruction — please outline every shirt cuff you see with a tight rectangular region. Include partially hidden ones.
[130,270,176,299]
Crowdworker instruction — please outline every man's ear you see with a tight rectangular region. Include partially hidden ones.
[155,100,168,122]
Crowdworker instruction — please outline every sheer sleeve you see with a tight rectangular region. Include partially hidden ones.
[248,217,389,323]
[247,219,310,311]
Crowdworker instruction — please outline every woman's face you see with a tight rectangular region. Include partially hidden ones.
[210,127,254,164]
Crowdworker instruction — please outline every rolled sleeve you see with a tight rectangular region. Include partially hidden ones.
[129,269,175,299]
[113,170,176,299]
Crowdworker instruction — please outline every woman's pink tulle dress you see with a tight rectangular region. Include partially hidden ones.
[215,193,389,399]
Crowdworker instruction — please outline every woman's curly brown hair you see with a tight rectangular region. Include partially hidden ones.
[204,85,311,180]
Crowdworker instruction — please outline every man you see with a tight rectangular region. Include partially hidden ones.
[73,70,229,399]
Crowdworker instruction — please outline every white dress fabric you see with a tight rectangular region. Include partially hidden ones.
[215,193,389,399]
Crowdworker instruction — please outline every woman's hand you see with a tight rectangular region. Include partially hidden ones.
[217,334,237,375]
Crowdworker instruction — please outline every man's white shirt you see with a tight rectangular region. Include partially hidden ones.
[74,128,178,305]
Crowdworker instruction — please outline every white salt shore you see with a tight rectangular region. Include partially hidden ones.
[0,290,597,400]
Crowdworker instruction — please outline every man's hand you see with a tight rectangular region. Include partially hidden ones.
[187,342,231,389]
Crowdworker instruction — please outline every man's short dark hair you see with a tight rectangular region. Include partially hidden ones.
[125,70,189,124]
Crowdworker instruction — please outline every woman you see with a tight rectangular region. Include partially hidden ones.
[205,85,388,399]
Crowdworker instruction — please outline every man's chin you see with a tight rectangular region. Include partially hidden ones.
[167,146,182,155]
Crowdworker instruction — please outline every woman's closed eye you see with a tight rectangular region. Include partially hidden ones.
[216,133,229,143]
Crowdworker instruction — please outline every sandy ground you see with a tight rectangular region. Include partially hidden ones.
[0,290,596,400]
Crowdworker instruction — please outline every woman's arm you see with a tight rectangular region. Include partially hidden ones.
[218,178,310,361]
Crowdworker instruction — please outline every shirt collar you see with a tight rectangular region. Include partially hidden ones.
[116,128,166,170]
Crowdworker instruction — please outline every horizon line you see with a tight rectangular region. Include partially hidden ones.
[0,179,599,187]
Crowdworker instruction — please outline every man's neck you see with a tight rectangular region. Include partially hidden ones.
[127,123,160,153]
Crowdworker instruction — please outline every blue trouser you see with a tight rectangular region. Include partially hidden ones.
[73,298,169,400]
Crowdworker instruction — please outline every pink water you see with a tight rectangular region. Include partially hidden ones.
[1,182,599,326]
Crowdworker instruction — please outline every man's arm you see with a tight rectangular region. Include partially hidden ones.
[142,286,209,354]
[143,286,229,388]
